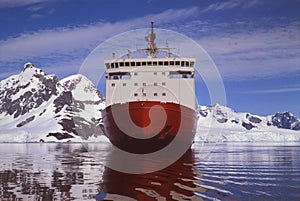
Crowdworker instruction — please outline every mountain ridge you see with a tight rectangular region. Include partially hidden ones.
[0,63,299,142]
[0,63,106,142]
[196,104,300,142]
[197,103,300,131]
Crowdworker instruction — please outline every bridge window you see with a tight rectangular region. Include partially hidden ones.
[136,62,141,66]
[131,62,135,66]
[134,83,138,86]
[134,93,138,97]
[162,92,166,96]
[123,83,126,86]
[109,72,131,80]
[180,61,190,67]
[169,71,193,79]
[159,61,163,66]
[175,61,180,66]
[122,74,131,80]
[154,93,158,96]
[112,83,115,87]
[119,62,124,67]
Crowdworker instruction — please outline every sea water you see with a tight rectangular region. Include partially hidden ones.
[0,142,299,200]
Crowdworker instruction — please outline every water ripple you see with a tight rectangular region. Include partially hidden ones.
[0,142,300,200]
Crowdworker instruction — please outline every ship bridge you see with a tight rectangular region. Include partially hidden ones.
[104,22,196,110]
[105,57,195,79]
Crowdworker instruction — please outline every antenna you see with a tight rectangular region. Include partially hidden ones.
[144,21,157,58]
[127,49,131,58]
[151,21,154,34]
[166,41,171,58]
[138,21,176,58]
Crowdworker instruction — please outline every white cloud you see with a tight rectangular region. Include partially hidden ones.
[0,7,199,79]
[0,5,299,81]
[204,1,241,11]
[162,18,300,80]
[29,13,44,19]
[243,87,300,94]
[202,0,259,12]
[243,0,260,8]
[0,7,199,60]
[26,5,43,11]
[191,22,300,80]
[0,0,49,8]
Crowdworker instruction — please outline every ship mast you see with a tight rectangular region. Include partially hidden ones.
[145,21,157,58]
[142,21,176,58]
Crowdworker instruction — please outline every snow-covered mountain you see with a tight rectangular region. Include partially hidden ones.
[196,104,300,142]
[0,63,106,142]
[0,63,299,142]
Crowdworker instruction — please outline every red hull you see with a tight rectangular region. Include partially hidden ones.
[101,101,197,153]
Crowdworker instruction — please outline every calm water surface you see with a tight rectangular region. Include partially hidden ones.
[0,142,299,200]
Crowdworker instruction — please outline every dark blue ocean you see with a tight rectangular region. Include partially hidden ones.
[0,142,299,200]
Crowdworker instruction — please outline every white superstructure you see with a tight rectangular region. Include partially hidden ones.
[104,57,196,109]
[104,21,196,110]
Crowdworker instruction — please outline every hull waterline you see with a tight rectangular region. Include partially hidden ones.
[101,101,197,154]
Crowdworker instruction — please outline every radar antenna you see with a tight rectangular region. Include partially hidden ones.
[140,21,176,58]
[126,49,131,58]
[144,21,157,58]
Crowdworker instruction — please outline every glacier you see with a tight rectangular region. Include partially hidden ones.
[196,104,300,142]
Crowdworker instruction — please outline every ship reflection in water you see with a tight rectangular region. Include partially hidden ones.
[0,142,300,200]
[101,149,203,200]
[0,143,202,201]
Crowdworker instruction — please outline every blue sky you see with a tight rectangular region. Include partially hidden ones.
[0,0,299,117]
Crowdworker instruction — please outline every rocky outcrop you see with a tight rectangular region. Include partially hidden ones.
[269,112,300,130]
[197,104,300,131]
[242,122,256,130]
[0,63,58,118]
[0,63,105,142]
